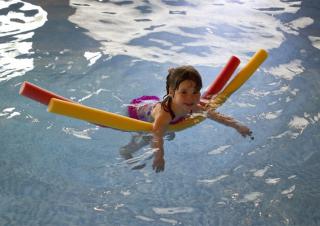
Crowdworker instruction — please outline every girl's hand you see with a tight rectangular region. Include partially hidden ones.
[152,154,165,173]
[236,125,253,139]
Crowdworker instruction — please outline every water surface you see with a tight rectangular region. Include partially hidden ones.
[0,0,320,225]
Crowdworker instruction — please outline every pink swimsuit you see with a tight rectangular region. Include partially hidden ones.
[128,96,184,124]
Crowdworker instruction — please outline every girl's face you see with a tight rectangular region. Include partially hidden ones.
[170,80,201,114]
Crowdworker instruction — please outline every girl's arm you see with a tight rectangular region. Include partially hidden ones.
[151,108,172,172]
[205,108,253,138]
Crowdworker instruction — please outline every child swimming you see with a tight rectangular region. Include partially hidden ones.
[123,65,252,173]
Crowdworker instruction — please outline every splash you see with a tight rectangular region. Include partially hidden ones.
[0,107,21,119]
[253,166,270,177]
[153,207,194,215]
[288,115,309,134]
[259,110,282,120]
[198,174,229,185]
[135,215,155,222]
[62,127,98,139]
[265,178,281,185]
[208,145,231,155]
[239,191,263,203]
[84,51,102,66]
[281,185,295,198]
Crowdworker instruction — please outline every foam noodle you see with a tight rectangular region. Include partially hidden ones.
[211,49,268,108]
[48,98,205,132]
[202,56,240,99]
[19,81,70,105]
[48,98,153,132]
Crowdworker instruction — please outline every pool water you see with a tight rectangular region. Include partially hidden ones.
[1,0,320,225]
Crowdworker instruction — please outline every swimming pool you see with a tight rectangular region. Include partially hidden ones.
[1,0,320,225]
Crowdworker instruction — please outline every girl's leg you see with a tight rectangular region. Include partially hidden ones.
[119,133,151,159]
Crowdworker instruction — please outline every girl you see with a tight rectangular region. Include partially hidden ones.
[125,65,252,172]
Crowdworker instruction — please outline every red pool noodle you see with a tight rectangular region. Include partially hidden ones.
[202,56,240,99]
[19,81,71,105]
[20,81,110,128]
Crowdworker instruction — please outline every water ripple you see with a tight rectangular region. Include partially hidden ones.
[265,59,305,80]
[68,0,300,65]
[152,206,194,215]
[0,0,47,82]
[0,0,47,37]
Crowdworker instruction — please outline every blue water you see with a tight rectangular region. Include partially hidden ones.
[1,0,320,225]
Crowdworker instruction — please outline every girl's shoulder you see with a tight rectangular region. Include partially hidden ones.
[152,103,172,123]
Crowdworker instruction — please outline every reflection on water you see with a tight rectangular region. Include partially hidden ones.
[0,1,47,82]
[68,0,303,65]
[265,59,304,80]
[0,0,47,37]
[0,0,320,225]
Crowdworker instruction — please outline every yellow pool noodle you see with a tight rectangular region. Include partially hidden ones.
[48,98,153,132]
[48,98,205,132]
[48,49,268,132]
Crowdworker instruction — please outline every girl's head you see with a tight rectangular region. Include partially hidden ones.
[165,65,202,95]
[162,66,203,118]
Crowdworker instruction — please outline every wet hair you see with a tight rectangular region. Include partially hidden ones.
[161,65,203,119]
